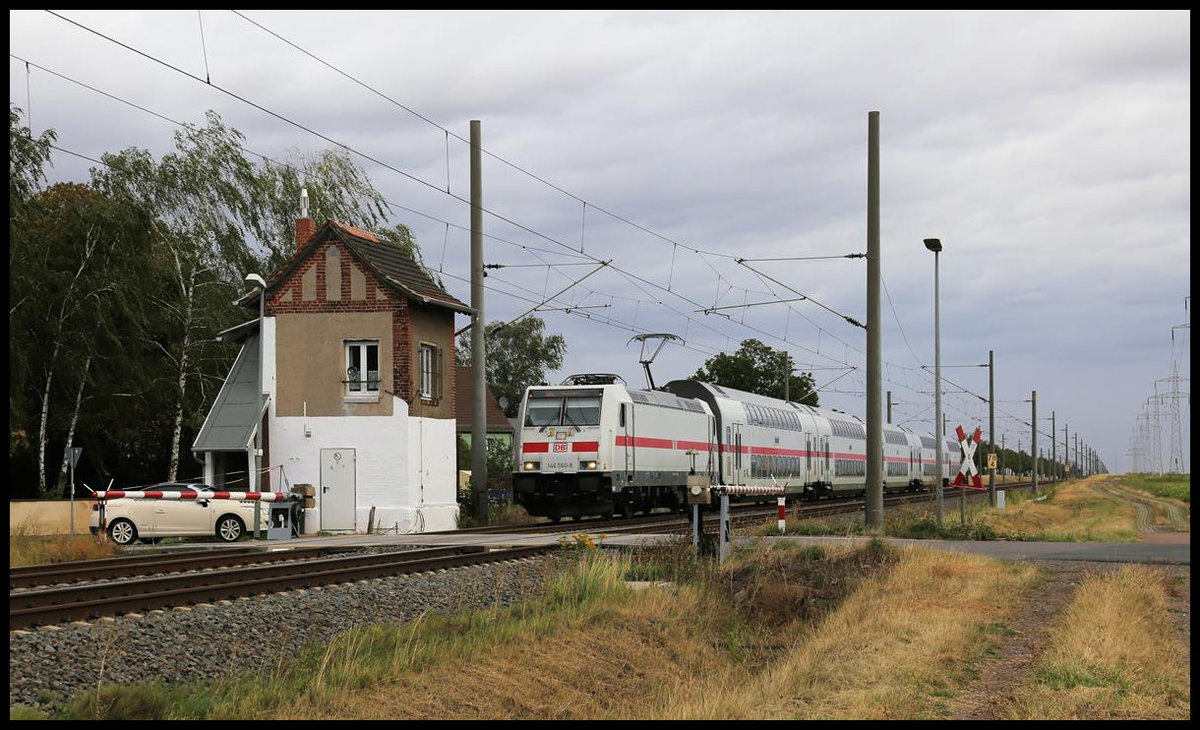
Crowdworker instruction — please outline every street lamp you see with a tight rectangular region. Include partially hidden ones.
[244,273,266,535]
[923,237,944,528]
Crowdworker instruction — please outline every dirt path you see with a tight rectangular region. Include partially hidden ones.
[950,547,1190,719]
[948,560,1098,720]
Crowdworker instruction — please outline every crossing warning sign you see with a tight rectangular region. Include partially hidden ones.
[954,425,985,490]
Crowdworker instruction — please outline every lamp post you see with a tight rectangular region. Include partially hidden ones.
[245,273,266,537]
[923,238,944,527]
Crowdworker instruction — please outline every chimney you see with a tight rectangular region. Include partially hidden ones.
[295,187,315,251]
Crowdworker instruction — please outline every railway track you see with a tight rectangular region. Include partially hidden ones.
[9,545,338,590]
[10,480,1043,630]
[10,544,552,630]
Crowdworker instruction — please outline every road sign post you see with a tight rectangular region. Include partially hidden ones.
[954,426,985,524]
[64,446,82,535]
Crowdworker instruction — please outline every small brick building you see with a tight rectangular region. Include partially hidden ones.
[193,217,472,533]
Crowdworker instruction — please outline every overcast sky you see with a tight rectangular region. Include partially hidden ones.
[9,10,1191,474]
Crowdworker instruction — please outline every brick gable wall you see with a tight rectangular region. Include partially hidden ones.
[269,239,411,401]
[267,237,456,414]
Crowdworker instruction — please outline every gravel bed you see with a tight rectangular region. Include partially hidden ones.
[10,551,567,714]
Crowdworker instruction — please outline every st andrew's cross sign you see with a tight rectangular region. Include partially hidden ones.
[953,424,986,490]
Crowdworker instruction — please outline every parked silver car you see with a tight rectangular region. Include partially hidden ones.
[89,482,267,545]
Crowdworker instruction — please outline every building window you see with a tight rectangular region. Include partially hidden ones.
[345,340,380,401]
[419,343,441,402]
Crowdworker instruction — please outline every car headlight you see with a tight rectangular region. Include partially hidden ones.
[523,461,540,471]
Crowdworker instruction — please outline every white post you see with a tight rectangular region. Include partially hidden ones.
[777,496,786,533]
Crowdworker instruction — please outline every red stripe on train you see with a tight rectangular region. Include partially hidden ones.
[614,435,675,449]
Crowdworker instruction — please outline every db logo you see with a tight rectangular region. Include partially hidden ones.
[552,443,568,453]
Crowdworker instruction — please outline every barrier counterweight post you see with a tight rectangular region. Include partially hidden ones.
[777,496,787,533]
[719,494,731,564]
[692,504,700,548]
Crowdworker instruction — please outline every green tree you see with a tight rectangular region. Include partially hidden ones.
[9,108,420,494]
[692,338,818,406]
[89,110,409,483]
[10,105,57,468]
[456,317,567,418]
[9,182,154,496]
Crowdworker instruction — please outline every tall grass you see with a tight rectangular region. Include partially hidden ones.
[759,479,1154,543]
[986,481,1140,542]
[10,518,123,567]
[760,502,997,541]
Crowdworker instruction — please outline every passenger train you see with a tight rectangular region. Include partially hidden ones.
[512,374,958,521]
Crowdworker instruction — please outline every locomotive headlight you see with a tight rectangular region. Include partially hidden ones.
[582,460,598,470]
[522,461,540,471]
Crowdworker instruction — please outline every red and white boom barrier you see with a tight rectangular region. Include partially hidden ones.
[713,485,786,497]
[91,490,296,501]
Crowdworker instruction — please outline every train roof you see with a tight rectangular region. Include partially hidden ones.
[663,379,861,421]
[662,379,943,440]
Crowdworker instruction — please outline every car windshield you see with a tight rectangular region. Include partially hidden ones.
[149,483,200,491]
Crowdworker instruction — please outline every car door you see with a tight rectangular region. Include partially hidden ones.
[152,485,211,537]
[113,489,159,538]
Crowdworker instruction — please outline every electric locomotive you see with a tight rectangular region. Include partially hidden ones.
[512,374,715,520]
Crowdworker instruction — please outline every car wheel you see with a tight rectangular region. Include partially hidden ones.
[108,518,138,546]
[216,515,245,542]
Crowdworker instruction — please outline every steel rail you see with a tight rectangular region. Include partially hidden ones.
[10,547,333,590]
[11,544,552,630]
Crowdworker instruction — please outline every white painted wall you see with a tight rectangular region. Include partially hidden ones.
[263,316,460,533]
[403,417,460,532]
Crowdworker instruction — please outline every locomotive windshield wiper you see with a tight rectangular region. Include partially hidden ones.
[537,400,564,432]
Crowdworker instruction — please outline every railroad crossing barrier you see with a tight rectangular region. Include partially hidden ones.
[701,485,787,564]
[89,489,302,541]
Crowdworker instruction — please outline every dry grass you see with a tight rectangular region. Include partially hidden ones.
[252,541,1036,721]
[1002,566,1190,720]
[985,478,1140,542]
[9,517,123,567]
[651,547,1038,719]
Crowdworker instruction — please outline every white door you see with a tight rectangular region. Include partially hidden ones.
[320,448,356,531]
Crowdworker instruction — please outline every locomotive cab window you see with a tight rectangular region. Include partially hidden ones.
[564,396,601,426]
[525,400,560,427]
[524,392,602,428]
